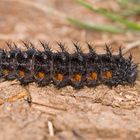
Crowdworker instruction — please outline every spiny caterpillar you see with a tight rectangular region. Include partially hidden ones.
[0,42,138,89]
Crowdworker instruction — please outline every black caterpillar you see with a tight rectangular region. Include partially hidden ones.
[0,42,138,89]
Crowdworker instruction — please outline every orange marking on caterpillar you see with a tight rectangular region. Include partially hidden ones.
[3,69,10,75]
[72,74,82,82]
[36,72,45,79]
[88,72,97,80]
[102,71,112,79]
[55,73,63,81]
[19,70,25,77]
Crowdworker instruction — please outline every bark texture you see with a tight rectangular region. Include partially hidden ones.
[0,0,140,140]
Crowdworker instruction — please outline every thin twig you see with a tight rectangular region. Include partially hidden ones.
[123,40,140,54]
[48,121,54,137]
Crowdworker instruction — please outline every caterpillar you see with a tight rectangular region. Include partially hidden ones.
[0,42,138,89]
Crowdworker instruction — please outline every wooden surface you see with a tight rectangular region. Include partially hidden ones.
[0,0,140,140]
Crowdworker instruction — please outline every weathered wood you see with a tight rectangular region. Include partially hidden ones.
[0,0,140,140]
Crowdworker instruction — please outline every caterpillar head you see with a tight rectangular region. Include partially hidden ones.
[126,64,138,84]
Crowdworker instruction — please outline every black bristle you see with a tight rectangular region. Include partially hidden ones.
[87,43,95,54]
[105,44,112,57]
[40,41,51,52]
[119,46,123,57]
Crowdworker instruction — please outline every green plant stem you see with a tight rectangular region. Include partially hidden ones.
[67,17,124,33]
[76,0,140,30]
